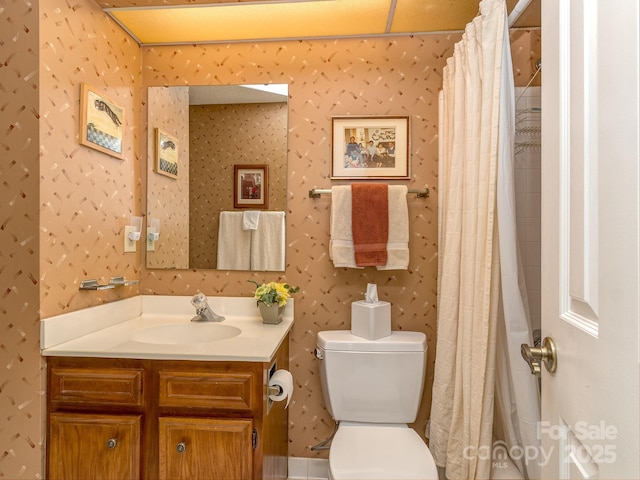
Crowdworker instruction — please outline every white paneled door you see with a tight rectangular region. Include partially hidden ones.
[540,0,639,478]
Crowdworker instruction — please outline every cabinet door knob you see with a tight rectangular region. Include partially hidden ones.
[106,438,117,449]
[176,442,186,453]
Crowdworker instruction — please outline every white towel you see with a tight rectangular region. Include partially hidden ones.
[242,210,261,230]
[329,185,409,270]
[217,211,251,270]
[250,211,286,271]
[377,185,409,270]
[329,186,361,268]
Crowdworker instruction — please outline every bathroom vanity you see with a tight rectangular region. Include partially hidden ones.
[42,296,293,480]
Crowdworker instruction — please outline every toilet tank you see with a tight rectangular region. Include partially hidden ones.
[316,330,427,424]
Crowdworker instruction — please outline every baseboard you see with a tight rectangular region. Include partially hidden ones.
[288,457,329,480]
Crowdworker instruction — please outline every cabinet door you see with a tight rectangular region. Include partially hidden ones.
[159,417,253,480]
[48,413,141,480]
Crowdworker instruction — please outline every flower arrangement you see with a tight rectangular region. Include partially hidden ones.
[248,280,299,307]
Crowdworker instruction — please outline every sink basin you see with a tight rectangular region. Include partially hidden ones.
[131,323,241,345]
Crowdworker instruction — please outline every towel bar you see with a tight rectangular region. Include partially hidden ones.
[309,187,429,199]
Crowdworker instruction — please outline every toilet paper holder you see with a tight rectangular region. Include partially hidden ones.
[266,361,281,413]
[267,385,283,396]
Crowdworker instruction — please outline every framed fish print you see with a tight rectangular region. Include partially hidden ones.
[79,83,125,159]
[154,129,179,179]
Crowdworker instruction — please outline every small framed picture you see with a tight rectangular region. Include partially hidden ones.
[234,164,269,209]
[331,116,410,179]
[154,129,179,179]
[79,83,125,159]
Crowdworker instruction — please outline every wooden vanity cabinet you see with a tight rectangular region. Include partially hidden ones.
[158,416,253,479]
[46,336,289,480]
[48,412,141,480]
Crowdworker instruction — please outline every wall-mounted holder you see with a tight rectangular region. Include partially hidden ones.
[109,276,140,287]
[124,216,143,253]
[147,218,161,251]
[268,385,283,396]
[79,276,140,291]
[267,361,277,413]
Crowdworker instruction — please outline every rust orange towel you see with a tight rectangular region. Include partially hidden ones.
[351,183,388,266]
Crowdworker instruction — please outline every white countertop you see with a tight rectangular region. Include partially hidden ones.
[41,295,293,362]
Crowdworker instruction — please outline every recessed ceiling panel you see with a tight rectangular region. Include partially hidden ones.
[108,0,394,44]
[104,0,540,45]
[97,0,287,6]
[391,0,480,33]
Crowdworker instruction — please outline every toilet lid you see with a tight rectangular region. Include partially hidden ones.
[329,424,438,480]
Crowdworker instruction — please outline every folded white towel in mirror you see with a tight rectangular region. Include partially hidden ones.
[217,211,251,270]
[251,211,286,271]
[242,210,261,230]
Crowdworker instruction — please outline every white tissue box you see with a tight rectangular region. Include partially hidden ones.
[351,300,391,340]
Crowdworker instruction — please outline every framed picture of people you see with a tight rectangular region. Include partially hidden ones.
[331,116,410,179]
[234,164,269,209]
[79,83,125,159]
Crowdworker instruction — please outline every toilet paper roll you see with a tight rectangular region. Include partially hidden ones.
[268,369,293,408]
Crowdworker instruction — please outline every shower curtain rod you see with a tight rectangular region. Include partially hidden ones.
[508,0,533,27]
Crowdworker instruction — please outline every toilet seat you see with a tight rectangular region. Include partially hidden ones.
[328,423,438,480]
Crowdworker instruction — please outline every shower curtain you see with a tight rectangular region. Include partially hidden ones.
[429,0,540,479]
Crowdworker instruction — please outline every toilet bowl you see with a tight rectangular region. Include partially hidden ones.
[316,330,438,480]
[328,423,438,480]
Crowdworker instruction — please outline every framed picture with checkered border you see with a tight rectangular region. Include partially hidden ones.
[154,128,179,179]
[79,83,125,160]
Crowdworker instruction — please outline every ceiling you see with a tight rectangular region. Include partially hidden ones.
[98,0,541,46]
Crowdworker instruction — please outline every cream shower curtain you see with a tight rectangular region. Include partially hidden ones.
[429,1,535,479]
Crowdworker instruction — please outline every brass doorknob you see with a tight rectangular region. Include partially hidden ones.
[521,336,557,376]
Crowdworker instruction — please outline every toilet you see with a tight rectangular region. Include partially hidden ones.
[316,330,438,480]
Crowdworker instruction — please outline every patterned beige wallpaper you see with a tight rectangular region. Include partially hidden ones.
[189,102,288,269]
[140,31,540,458]
[511,28,543,87]
[0,0,140,476]
[38,0,143,320]
[0,1,42,478]
[0,0,540,472]
[147,86,190,269]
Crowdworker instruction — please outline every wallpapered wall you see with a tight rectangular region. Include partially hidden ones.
[188,102,288,269]
[0,1,41,477]
[141,31,541,458]
[2,0,143,476]
[38,0,143,320]
[0,0,540,474]
[140,37,445,457]
[147,86,190,269]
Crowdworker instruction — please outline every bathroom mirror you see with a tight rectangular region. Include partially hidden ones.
[146,84,288,271]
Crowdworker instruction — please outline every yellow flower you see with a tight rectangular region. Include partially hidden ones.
[248,280,299,307]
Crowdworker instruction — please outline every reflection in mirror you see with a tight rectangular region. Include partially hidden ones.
[146,84,288,271]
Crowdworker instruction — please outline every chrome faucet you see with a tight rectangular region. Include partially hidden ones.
[190,293,225,322]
